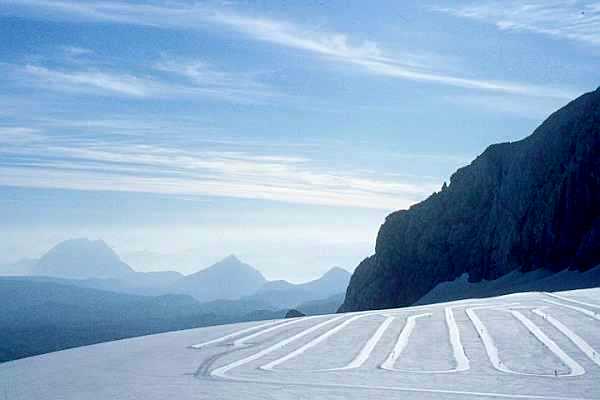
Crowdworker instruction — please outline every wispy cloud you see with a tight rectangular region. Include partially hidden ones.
[435,1,600,46]
[5,0,579,99]
[11,58,276,103]
[442,93,568,119]
[154,57,276,102]
[206,9,577,99]
[61,45,95,57]
[0,131,440,210]
[0,126,45,144]
[22,64,157,97]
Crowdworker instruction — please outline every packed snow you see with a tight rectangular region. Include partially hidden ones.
[1,289,599,400]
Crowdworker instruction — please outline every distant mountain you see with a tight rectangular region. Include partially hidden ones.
[246,267,351,308]
[171,255,267,302]
[340,88,600,312]
[0,278,221,362]
[0,258,37,276]
[3,239,348,319]
[295,293,345,316]
[133,271,184,287]
[32,238,135,280]
[299,267,351,297]
[121,249,206,271]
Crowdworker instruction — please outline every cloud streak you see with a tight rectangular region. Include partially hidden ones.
[0,131,440,210]
[12,58,277,103]
[435,1,600,46]
[0,126,45,144]
[22,64,156,97]
[5,0,579,99]
[206,9,577,99]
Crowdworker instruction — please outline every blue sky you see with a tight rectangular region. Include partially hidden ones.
[0,0,598,281]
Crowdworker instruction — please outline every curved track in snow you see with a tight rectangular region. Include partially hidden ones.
[189,293,600,400]
[211,315,345,378]
[545,293,600,309]
[260,314,369,370]
[319,315,395,371]
[510,310,585,377]
[380,312,431,370]
[543,299,600,321]
[466,304,584,377]
[532,308,600,368]
[191,320,284,349]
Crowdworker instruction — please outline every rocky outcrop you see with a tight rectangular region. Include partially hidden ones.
[339,88,600,312]
[285,309,306,318]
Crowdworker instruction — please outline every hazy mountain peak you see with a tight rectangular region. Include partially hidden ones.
[32,238,135,280]
[323,267,350,278]
[172,255,266,302]
[202,254,263,276]
[247,266,351,309]
[221,254,240,263]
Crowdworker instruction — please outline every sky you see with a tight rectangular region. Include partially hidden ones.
[0,0,598,281]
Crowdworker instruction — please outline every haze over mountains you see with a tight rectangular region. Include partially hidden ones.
[0,238,350,361]
[1,238,349,300]
[341,87,600,312]
[33,238,135,280]
[3,90,600,364]
[171,255,267,302]
[245,267,350,309]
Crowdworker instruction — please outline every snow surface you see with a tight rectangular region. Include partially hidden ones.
[1,289,600,399]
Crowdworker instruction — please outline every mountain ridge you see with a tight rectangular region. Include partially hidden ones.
[170,254,267,302]
[340,87,600,312]
[33,238,135,280]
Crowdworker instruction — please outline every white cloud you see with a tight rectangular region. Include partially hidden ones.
[14,60,276,103]
[207,10,578,99]
[22,64,158,97]
[61,45,95,57]
[154,58,276,101]
[5,0,580,99]
[0,133,440,210]
[435,1,600,46]
[0,126,44,144]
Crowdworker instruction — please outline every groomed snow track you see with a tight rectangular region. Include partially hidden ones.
[2,289,599,400]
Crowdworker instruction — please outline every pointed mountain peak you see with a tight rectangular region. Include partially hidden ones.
[322,267,350,278]
[173,254,266,302]
[221,254,240,263]
[33,238,134,279]
[326,266,349,274]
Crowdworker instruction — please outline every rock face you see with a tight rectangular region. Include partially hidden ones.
[339,88,600,312]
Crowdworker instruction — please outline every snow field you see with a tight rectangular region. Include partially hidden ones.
[2,289,600,400]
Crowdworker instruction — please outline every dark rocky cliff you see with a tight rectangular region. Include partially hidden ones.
[339,88,600,312]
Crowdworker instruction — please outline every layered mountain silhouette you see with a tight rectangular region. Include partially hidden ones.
[0,239,184,289]
[0,238,350,361]
[0,278,220,362]
[0,258,37,276]
[246,267,350,308]
[32,239,135,280]
[340,87,600,312]
[170,255,267,302]
[1,240,350,306]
